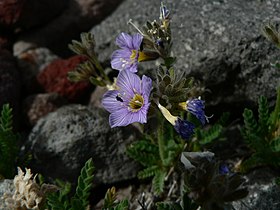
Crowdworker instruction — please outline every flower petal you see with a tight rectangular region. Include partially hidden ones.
[102,90,123,113]
[109,108,130,128]
[131,33,143,49]
[174,118,195,140]
[109,108,147,128]
[141,75,153,96]
[116,70,141,97]
[187,99,206,125]
[111,49,131,71]
[116,32,134,49]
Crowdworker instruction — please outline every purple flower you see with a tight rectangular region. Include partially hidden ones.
[219,164,230,175]
[160,3,170,20]
[174,118,195,140]
[187,98,206,125]
[157,103,195,140]
[102,70,152,128]
[111,32,145,73]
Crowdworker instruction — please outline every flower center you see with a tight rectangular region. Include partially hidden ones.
[130,50,138,60]
[129,94,144,112]
[130,50,152,62]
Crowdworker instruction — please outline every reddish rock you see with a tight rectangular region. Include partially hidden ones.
[0,0,25,26]
[23,93,68,126]
[16,47,58,95]
[37,55,91,102]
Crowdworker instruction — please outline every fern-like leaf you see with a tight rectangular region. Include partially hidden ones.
[242,108,259,143]
[47,181,71,210]
[239,154,268,173]
[126,140,159,167]
[196,124,223,145]
[113,200,129,210]
[270,137,280,152]
[156,202,182,210]
[103,187,117,208]
[0,103,18,178]
[138,165,161,179]
[71,158,94,209]
[152,171,167,195]
[0,104,13,132]
[258,96,270,136]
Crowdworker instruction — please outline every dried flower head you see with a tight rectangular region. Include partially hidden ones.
[4,167,58,210]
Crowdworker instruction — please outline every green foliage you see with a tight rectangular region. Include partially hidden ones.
[0,103,18,178]
[153,66,195,109]
[68,32,110,86]
[70,158,95,209]
[102,187,129,210]
[190,112,229,151]
[262,22,280,48]
[47,158,94,210]
[240,88,280,172]
[127,122,184,195]
[181,152,248,210]
[47,159,129,210]
[155,192,199,210]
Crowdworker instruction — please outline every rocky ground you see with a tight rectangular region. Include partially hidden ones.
[0,0,280,209]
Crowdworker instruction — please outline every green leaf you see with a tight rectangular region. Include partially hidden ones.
[138,165,160,179]
[196,124,223,145]
[181,193,199,210]
[242,108,259,142]
[89,76,106,87]
[270,136,280,152]
[126,140,159,167]
[103,187,117,208]
[239,154,267,173]
[156,202,182,210]
[0,104,13,132]
[0,104,18,178]
[152,171,167,195]
[258,96,269,136]
[114,200,129,210]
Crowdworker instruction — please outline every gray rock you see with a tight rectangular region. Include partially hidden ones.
[91,0,280,111]
[232,168,280,210]
[16,47,59,94]
[25,104,141,184]
[0,179,14,197]
[0,49,21,127]
[0,179,14,210]
[15,0,124,56]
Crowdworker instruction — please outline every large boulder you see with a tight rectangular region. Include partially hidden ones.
[14,0,124,56]
[90,0,280,116]
[24,105,141,184]
[0,49,21,127]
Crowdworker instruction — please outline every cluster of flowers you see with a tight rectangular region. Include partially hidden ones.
[102,3,207,140]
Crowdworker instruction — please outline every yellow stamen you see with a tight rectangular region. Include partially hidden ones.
[130,50,137,60]
[178,101,187,111]
[130,50,155,62]
[138,51,153,62]
[129,94,144,112]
